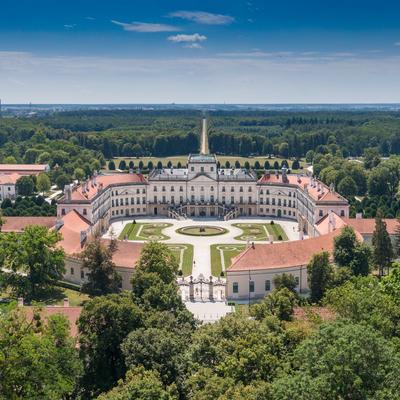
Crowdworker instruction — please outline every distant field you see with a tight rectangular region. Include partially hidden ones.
[105,155,305,172]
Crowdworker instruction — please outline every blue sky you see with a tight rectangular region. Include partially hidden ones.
[1,0,400,103]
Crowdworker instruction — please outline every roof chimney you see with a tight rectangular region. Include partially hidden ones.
[80,230,87,247]
[64,184,72,201]
[55,219,64,230]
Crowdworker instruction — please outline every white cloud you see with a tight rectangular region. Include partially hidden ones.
[1,51,400,103]
[395,42,400,46]
[218,51,273,57]
[168,33,207,43]
[85,17,95,21]
[169,11,234,25]
[111,20,179,32]
[184,43,203,49]
[64,24,76,29]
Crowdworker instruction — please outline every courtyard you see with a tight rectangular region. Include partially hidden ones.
[105,217,300,278]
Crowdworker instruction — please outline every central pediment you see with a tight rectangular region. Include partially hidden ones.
[188,173,217,182]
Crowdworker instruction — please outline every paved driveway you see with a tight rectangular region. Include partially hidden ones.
[104,217,300,278]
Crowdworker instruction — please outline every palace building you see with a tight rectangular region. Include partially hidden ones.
[57,154,349,237]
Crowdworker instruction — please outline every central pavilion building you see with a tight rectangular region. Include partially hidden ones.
[58,152,349,237]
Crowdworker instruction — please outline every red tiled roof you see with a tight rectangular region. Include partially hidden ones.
[258,173,346,203]
[58,210,91,255]
[344,217,398,235]
[101,239,144,269]
[58,209,143,268]
[70,173,146,201]
[24,306,82,337]
[0,164,48,172]
[0,173,21,185]
[1,216,57,233]
[228,229,343,272]
[315,212,347,236]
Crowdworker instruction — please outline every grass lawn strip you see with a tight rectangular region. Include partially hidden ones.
[210,244,246,277]
[176,226,228,236]
[167,244,194,276]
[265,223,289,241]
[119,222,172,241]
[232,223,270,241]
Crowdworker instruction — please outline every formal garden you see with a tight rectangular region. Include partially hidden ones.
[176,225,228,237]
[119,222,172,241]
[167,244,194,276]
[233,222,288,241]
[210,244,246,276]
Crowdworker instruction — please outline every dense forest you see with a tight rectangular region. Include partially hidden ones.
[1,109,400,216]
[2,235,400,400]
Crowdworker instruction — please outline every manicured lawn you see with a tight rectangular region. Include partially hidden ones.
[176,226,228,236]
[233,223,270,241]
[168,244,194,276]
[55,288,90,306]
[210,244,246,277]
[119,222,172,241]
[233,222,288,241]
[265,223,289,241]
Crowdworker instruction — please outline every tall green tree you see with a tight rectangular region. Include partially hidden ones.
[77,293,143,398]
[337,176,358,196]
[273,273,297,293]
[333,226,371,276]
[74,167,85,181]
[372,209,394,276]
[0,225,65,300]
[16,175,35,196]
[36,172,51,194]
[131,242,183,312]
[250,287,296,321]
[81,238,122,296]
[0,307,81,399]
[307,251,333,303]
[97,367,175,400]
[271,322,400,400]
[122,327,187,389]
